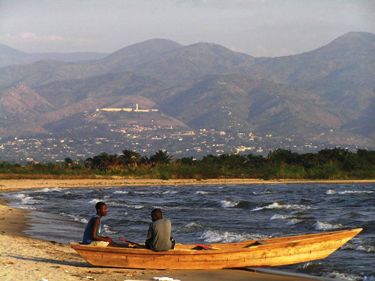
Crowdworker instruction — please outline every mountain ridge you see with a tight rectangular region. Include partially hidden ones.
[0,32,374,152]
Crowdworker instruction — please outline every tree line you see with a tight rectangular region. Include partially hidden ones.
[1,148,374,179]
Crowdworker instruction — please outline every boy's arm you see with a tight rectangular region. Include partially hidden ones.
[92,218,113,243]
[146,223,153,240]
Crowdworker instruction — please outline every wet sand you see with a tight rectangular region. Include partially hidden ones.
[0,178,355,280]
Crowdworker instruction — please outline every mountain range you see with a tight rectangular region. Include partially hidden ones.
[0,43,107,68]
[0,31,374,153]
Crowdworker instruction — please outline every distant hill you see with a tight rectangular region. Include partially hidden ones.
[245,32,375,143]
[132,42,254,85]
[159,75,341,135]
[0,43,108,68]
[0,33,373,149]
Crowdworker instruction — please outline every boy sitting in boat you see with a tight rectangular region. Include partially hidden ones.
[82,201,114,246]
[145,208,175,251]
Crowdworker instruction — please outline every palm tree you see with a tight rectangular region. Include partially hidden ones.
[150,150,172,164]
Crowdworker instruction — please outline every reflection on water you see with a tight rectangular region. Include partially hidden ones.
[4,183,375,281]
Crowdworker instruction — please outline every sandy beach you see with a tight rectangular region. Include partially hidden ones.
[1,177,374,192]
[2,178,369,280]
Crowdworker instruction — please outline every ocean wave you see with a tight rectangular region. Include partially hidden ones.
[89,198,103,204]
[326,189,374,195]
[314,221,343,230]
[61,212,88,224]
[252,191,273,195]
[162,190,179,194]
[324,271,364,281]
[11,193,37,206]
[123,204,144,209]
[39,187,62,192]
[15,205,37,210]
[183,222,204,230]
[113,190,129,194]
[270,214,290,220]
[347,244,375,253]
[133,191,157,194]
[287,218,303,225]
[220,199,240,208]
[343,239,375,253]
[326,189,336,195]
[270,214,302,225]
[196,191,211,195]
[252,202,310,212]
[339,190,374,194]
[200,230,268,243]
[297,261,327,276]
[130,190,175,195]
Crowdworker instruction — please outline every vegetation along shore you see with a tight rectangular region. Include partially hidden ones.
[1,148,374,180]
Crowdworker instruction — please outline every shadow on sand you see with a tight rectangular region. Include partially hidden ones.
[10,255,90,267]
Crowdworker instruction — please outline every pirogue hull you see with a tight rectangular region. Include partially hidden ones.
[71,228,362,269]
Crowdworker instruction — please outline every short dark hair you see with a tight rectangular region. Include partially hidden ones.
[95,201,106,212]
[151,208,162,217]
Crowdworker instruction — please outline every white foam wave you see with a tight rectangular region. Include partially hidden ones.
[287,218,303,225]
[252,202,310,212]
[252,191,273,195]
[270,214,290,220]
[200,230,267,243]
[356,245,375,253]
[12,193,37,206]
[298,261,322,270]
[39,187,62,192]
[270,214,302,225]
[325,271,362,281]
[343,242,375,253]
[314,221,343,230]
[220,199,239,208]
[62,213,88,224]
[113,190,129,194]
[124,204,144,209]
[196,191,210,195]
[133,191,151,194]
[162,190,178,194]
[326,189,373,195]
[89,198,102,204]
[183,222,203,230]
[326,189,336,195]
[339,190,374,194]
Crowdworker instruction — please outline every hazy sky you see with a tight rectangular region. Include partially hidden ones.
[1,0,374,57]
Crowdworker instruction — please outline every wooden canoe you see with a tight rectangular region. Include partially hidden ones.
[70,228,362,269]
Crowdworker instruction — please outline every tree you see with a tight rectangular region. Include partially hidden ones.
[64,157,73,167]
[267,149,299,165]
[121,150,141,167]
[150,150,172,164]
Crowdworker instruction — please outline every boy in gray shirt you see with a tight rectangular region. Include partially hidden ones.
[145,208,175,251]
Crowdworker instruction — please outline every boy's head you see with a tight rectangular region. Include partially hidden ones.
[151,208,163,221]
[95,201,108,216]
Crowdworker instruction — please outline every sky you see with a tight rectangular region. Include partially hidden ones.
[0,0,374,57]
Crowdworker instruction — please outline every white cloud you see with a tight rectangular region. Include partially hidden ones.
[20,32,37,40]
[19,32,65,42]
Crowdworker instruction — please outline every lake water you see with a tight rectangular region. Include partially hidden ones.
[3,183,375,281]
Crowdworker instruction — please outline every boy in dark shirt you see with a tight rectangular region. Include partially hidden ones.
[82,201,114,246]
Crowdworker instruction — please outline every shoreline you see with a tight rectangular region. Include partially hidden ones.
[1,177,374,193]
[1,178,363,280]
